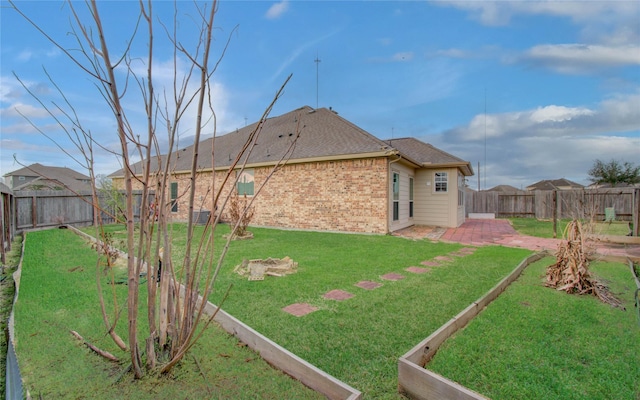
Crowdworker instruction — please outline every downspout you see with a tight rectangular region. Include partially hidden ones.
[387,153,402,234]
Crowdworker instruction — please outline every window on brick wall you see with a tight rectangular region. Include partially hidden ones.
[236,169,254,196]
[392,172,400,221]
[409,177,414,218]
[170,182,178,212]
[435,172,448,193]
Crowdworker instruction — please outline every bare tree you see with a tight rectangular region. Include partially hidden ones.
[9,0,298,378]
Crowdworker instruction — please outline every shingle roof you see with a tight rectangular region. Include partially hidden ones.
[4,163,92,192]
[487,184,522,193]
[110,106,473,177]
[4,163,90,180]
[526,178,584,191]
[111,106,394,176]
[384,137,473,176]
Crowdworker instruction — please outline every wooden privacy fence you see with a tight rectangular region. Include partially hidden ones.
[466,188,639,230]
[13,190,152,231]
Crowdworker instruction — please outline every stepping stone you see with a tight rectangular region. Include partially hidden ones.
[421,260,440,267]
[282,303,318,317]
[355,281,382,290]
[458,247,476,254]
[434,256,453,262]
[381,273,405,281]
[448,252,467,257]
[406,266,431,274]
[323,289,354,301]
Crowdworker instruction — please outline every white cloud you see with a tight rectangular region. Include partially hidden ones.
[520,44,640,73]
[267,28,340,84]
[436,1,638,27]
[0,102,53,119]
[428,48,473,59]
[17,50,33,62]
[433,92,640,189]
[265,1,289,20]
[451,105,594,141]
[435,1,640,71]
[447,92,640,142]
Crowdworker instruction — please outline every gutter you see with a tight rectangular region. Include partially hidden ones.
[422,161,474,176]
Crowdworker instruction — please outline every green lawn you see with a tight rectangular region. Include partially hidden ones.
[15,228,323,399]
[81,223,532,398]
[508,218,632,238]
[201,226,532,398]
[428,257,640,400]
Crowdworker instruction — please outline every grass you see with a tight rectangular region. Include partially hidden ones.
[82,223,532,398]
[508,218,632,238]
[15,228,323,399]
[427,257,640,400]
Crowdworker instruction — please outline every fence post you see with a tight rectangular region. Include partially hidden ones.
[552,190,557,238]
[634,188,639,237]
[31,195,37,229]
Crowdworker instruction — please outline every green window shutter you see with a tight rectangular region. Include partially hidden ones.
[170,182,178,212]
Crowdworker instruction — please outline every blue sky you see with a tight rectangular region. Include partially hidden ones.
[1,0,639,190]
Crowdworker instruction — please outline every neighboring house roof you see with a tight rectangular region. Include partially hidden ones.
[586,182,640,189]
[110,106,473,177]
[487,184,522,193]
[0,182,12,195]
[3,163,92,192]
[526,178,584,191]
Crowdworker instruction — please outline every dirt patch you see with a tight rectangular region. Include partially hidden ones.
[234,257,298,281]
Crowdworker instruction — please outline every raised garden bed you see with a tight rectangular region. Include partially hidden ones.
[421,257,640,399]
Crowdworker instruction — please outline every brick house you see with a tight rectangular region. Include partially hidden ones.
[109,106,473,234]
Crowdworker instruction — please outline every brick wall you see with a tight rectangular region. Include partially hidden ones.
[254,157,389,233]
[119,157,390,234]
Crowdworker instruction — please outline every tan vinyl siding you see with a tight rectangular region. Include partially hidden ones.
[414,167,460,228]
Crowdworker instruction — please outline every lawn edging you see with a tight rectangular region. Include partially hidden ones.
[66,225,362,400]
[398,252,546,400]
[5,234,25,400]
[190,289,362,400]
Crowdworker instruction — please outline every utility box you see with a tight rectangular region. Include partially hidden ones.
[193,210,210,225]
[604,207,616,222]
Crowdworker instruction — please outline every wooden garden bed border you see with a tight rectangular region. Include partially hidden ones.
[67,225,362,400]
[398,252,547,400]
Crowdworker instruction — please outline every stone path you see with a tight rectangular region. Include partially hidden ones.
[283,219,639,316]
[397,219,640,259]
[282,247,477,317]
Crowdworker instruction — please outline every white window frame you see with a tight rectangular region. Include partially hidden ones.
[457,173,465,207]
[434,172,448,193]
[236,169,255,196]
